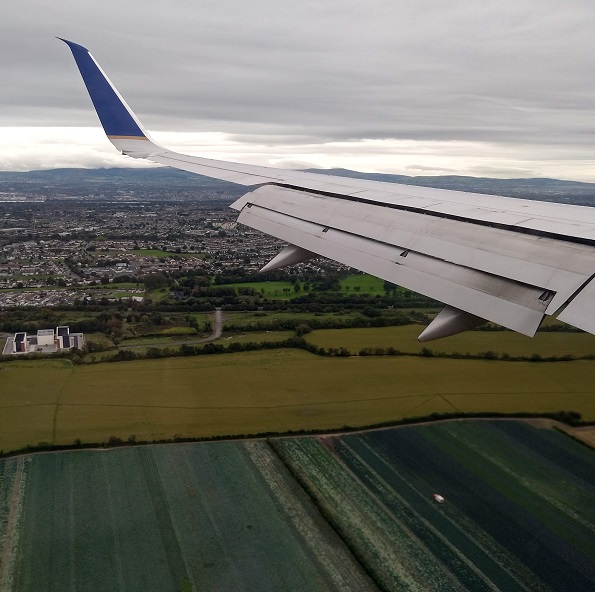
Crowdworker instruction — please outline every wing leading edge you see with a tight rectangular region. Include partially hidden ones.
[60,39,595,340]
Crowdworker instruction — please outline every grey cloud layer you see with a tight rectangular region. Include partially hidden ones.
[2,0,594,161]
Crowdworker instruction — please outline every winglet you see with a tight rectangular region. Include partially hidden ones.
[59,38,154,146]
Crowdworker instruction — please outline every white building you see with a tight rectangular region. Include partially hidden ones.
[3,326,85,355]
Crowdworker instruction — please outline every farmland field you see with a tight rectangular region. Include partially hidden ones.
[1,442,375,592]
[1,421,593,591]
[1,351,595,453]
[306,325,595,357]
[272,420,595,591]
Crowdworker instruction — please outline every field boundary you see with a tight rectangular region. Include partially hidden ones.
[1,413,592,460]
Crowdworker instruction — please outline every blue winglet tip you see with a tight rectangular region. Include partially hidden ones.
[58,37,146,139]
[57,38,87,53]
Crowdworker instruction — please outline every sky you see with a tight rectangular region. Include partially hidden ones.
[2,0,594,181]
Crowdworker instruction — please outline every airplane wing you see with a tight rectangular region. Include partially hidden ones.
[60,39,595,341]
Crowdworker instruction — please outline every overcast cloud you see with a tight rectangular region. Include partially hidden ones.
[1,0,594,180]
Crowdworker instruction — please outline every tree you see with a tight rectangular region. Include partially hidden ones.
[295,324,312,337]
[186,315,200,331]
[143,273,169,291]
[106,315,123,337]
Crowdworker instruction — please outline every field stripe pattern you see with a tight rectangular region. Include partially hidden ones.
[272,421,595,591]
[0,421,594,591]
[3,443,375,592]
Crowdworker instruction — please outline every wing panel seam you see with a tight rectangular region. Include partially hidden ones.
[273,183,595,247]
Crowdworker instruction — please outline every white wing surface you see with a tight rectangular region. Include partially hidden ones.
[60,39,595,341]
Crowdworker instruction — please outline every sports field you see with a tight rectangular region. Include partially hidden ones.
[1,421,593,591]
[1,350,594,453]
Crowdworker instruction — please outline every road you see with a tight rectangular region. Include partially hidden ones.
[212,307,223,339]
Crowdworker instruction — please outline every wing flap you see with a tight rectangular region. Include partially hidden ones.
[238,198,549,336]
[234,185,594,315]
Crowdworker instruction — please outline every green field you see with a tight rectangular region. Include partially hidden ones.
[307,325,595,357]
[146,287,170,302]
[158,326,197,336]
[2,422,593,591]
[224,274,390,298]
[1,351,594,453]
[339,274,386,294]
[274,421,595,591]
[219,331,294,344]
[223,281,297,299]
[1,443,374,591]
[110,291,140,299]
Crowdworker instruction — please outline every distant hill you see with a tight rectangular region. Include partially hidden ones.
[0,167,246,201]
[0,167,593,206]
[0,167,235,188]
[305,168,595,206]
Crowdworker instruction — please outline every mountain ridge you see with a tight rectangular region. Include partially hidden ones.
[0,167,593,205]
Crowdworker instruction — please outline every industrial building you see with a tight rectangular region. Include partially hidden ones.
[3,326,84,355]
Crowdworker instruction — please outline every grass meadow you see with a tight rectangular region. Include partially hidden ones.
[222,281,297,299]
[338,274,386,294]
[223,273,387,298]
